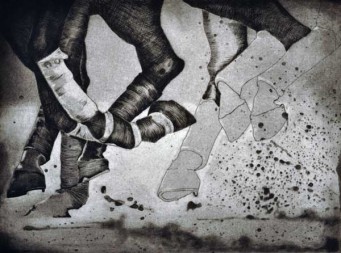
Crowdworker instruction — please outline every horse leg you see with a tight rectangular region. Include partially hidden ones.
[2,0,61,198]
[45,0,195,148]
[158,12,248,201]
[183,0,335,141]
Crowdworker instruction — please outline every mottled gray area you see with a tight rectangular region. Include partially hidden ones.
[0,0,340,252]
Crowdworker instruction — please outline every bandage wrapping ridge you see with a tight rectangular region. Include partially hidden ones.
[149,112,175,134]
[67,101,193,148]
[37,48,98,123]
[67,112,116,144]
[60,133,84,189]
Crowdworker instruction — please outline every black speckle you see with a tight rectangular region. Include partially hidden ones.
[187,201,202,211]
[295,165,301,170]
[258,123,264,128]
[130,201,139,209]
[101,186,106,194]
[263,187,270,195]
[292,186,299,191]
[104,195,124,206]
[282,112,288,120]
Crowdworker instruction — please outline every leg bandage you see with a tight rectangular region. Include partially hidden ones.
[37,48,98,123]
[157,99,220,202]
[249,28,336,141]
[67,111,118,144]
[68,101,194,149]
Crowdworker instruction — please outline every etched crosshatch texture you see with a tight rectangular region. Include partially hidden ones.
[0,0,340,252]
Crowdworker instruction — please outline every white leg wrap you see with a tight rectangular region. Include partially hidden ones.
[37,48,98,123]
[99,112,114,143]
[67,123,100,143]
[131,123,142,148]
[149,112,175,134]
[68,111,115,145]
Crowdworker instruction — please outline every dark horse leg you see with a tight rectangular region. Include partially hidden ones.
[37,0,195,148]
[2,0,107,216]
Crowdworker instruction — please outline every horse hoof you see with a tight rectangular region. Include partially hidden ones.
[7,171,46,198]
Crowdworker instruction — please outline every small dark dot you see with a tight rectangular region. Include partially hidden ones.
[258,123,264,128]
[158,69,166,75]
[19,95,24,99]
[100,186,106,194]
[282,112,288,120]
[282,62,286,66]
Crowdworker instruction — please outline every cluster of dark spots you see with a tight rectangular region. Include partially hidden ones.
[104,195,124,206]
[130,201,144,211]
[305,124,313,133]
[279,159,291,165]
[187,201,202,211]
